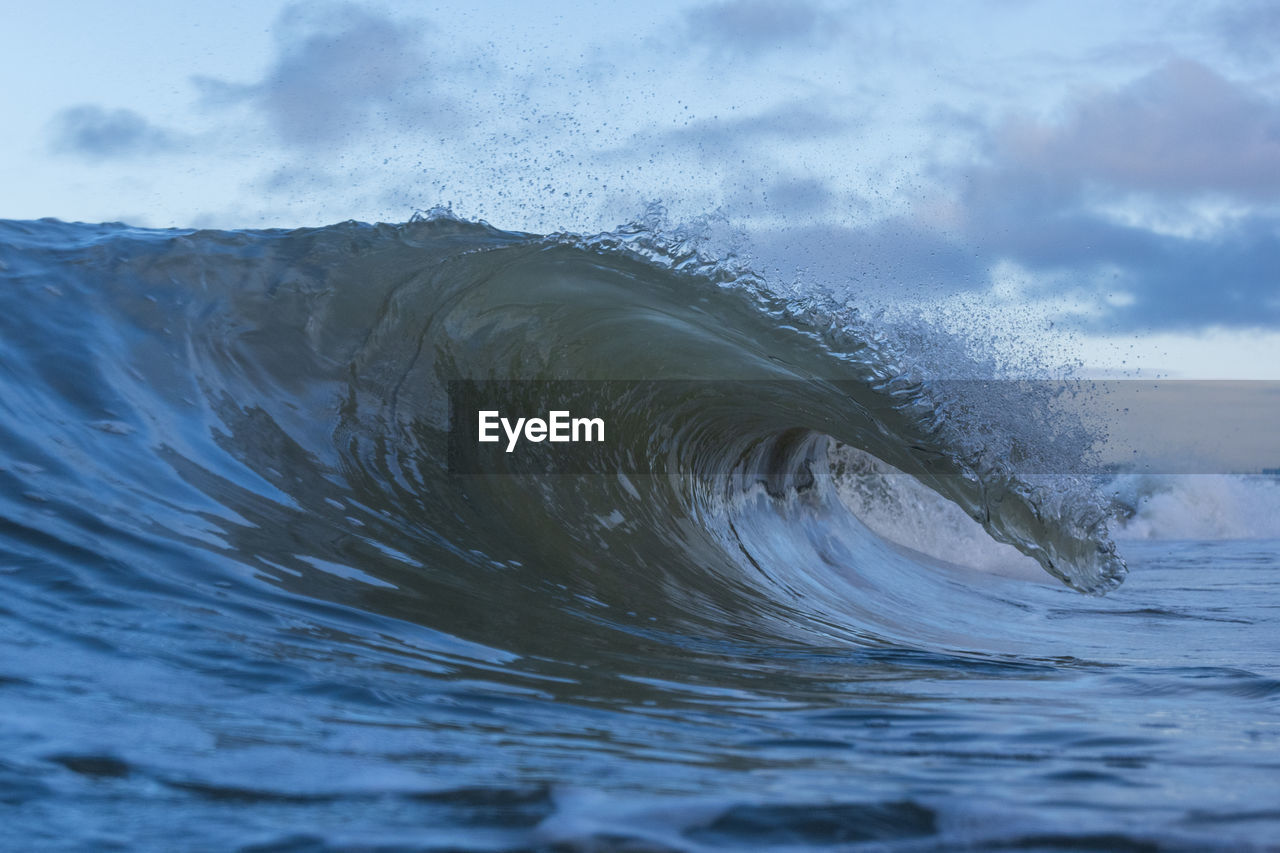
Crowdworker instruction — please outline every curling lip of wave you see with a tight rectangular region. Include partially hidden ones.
[547,210,1125,593]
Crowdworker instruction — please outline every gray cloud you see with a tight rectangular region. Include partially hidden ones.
[1214,0,1280,61]
[880,58,1280,331]
[958,190,1280,330]
[746,59,1280,332]
[50,106,178,159]
[754,206,1280,333]
[762,176,837,214]
[611,101,857,167]
[670,103,856,162]
[200,3,452,149]
[685,0,842,54]
[749,219,985,298]
[991,59,1280,200]
[1111,217,1280,329]
[702,102,854,142]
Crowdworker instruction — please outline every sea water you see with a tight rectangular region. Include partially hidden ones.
[0,216,1277,851]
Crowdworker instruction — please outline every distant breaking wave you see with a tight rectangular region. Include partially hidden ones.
[0,213,1125,667]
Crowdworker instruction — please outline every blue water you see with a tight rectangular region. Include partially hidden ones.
[1,217,1278,850]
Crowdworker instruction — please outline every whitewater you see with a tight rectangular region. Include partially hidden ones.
[1,214,1278,851]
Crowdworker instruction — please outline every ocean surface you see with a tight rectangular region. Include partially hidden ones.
[1,215,1278,851]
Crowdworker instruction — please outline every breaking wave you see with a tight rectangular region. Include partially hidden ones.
[0,213,1129,656]
[17,213,1280,851]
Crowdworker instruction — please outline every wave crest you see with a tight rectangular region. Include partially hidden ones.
[0,212,1125,670]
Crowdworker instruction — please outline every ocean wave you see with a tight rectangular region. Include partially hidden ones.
[0,213,1125,668]
[14,214,1280,851]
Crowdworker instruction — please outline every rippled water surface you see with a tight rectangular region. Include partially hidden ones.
[4,539,1278,851]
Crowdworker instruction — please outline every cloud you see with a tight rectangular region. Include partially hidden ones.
[860,58,1280,332]
[1214,0,1280,61]
[733,60,1280,333]
[685,0,842,54]
[50,106,178,159]
[990,60,1280,200]
[697,102,854,143]
[610,100,856,167]
[964,204,1280,331]
[1113,216,1280,328]
[754,206,1280,334]
[762,176,837,214]
[200,3,453,149]
[746,217,986,300]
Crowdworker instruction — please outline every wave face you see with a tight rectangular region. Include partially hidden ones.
[2,215,1121,590]
[4,216,1279,850]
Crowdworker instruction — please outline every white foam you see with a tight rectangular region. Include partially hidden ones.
[1108,474,1280,540]
[828,445,1045,580]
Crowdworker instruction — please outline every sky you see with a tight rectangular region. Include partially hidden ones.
[2,0,1278,377]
